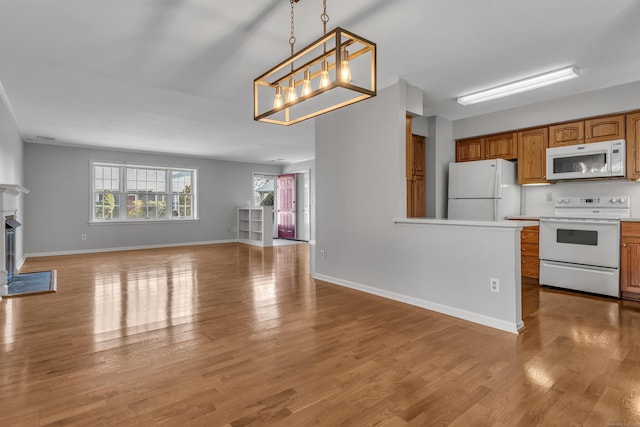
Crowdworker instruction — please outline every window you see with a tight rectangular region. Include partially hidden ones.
[92,162,197,222]
[253,173,276,207]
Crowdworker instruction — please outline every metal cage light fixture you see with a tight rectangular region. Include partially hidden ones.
[254,0,376,126]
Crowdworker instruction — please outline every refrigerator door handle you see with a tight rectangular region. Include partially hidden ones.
[494,161,501,199]
[493,161,501,221]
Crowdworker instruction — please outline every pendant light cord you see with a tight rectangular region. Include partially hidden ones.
[289,0,297,72]
[321,0,329,53]
[321,0,329,34]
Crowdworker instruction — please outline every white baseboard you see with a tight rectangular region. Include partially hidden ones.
[24,239,239,259]
[312,273,521,334]
[17,256,26,272]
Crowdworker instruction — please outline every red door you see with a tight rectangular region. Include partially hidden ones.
[277,174,296,239]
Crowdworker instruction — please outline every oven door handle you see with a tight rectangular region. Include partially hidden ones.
[541,260,618,274]
[540,218,619,226]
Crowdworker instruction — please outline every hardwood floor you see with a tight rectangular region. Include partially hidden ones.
[2,243,640,426]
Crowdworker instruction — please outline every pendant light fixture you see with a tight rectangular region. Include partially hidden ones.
[254,0,376,126]
[273,85,283,108]
[301,68,313,96]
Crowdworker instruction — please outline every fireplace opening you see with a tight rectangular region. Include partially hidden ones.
[5,215,22,282]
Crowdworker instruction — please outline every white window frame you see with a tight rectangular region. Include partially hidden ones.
[91,161,198,223]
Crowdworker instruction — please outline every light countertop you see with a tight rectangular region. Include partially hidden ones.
[510,216,640,222]
[394,218,539,228]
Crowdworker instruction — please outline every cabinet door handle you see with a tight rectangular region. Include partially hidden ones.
[623,243,628,247]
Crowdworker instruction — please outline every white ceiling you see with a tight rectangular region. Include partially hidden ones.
[1,0,639,165]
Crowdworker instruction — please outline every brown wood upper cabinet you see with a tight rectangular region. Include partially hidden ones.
[626,111,640,179]
[456,137,484,162]
[548,114,625,147]
[548,121,583,147]
[517,127,548,184]
[485,132,517,160]
[456,132,516,162]
[586,115,625,143]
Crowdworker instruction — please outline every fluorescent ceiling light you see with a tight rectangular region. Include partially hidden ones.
[457,66,579,106]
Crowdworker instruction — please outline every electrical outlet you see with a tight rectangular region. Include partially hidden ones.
[320,249,326,260]
[81,234,87,241]
[233,226,237,232]
[546,192,553,202]
[490,278,499,293]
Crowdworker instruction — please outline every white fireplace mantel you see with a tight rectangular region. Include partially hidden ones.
[1,184,29,289]
[0,184,30,196]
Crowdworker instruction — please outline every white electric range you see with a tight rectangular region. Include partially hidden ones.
[539,195,630,297]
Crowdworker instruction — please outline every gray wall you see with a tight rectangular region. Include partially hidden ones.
[426,116,454,219]
[0,94,22,185]
[453,80,640,140]
[0,87,25,266]
[24,143,281,255]
[313,82,523,332]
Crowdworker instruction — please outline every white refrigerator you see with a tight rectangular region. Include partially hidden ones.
[447,158,520,221]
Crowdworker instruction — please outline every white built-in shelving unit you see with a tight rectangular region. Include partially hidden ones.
[237,206,273,247]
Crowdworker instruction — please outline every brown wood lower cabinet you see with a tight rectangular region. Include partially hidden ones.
[521,224,539,283]
[627,112,640,179]
[511,220,540,283]
[621,222,640,301]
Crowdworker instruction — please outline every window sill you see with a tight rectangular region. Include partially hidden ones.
[89,219,200,225]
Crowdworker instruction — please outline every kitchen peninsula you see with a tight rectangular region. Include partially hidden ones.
[314,216,536,335]
[398,218,537,333]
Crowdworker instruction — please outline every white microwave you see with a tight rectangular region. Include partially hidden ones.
[546,139,625,181]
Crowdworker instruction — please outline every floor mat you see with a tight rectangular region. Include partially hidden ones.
[6,270,57,297]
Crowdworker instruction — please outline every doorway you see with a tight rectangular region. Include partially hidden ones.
[279,170,311,242]
[253,173,277,238]
[252,171,311,242]
[277,174,296,239]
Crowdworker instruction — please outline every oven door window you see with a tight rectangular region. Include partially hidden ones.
[556,229,598,246]
[553,153,607,174]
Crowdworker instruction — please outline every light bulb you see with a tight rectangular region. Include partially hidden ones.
[301,68,312,97]
[340,49,351,83]
[319,60,331,89]
[273,85,283,109]
[287,77,297,103]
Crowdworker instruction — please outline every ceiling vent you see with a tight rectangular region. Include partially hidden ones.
[36,135,56,141]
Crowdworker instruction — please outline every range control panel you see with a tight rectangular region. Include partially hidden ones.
[553,195,631,218]
[554,196,629,209]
